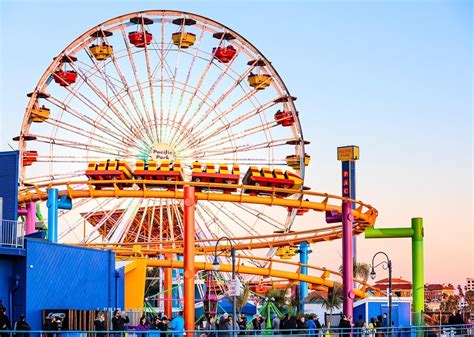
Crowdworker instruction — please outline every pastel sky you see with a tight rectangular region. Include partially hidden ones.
[1,1,472,286]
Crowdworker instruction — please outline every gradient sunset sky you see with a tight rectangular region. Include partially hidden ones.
[1,0,472,286]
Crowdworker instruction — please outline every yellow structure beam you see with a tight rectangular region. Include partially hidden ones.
[124,258,148,310]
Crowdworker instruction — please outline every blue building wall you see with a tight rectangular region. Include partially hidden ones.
[24,239,119,329]
[354,298,411,327]
[0,151,19,221]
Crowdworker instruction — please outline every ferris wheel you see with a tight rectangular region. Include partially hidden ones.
[17,10,309,267]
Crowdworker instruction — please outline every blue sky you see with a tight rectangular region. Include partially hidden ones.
[1,1,472,285]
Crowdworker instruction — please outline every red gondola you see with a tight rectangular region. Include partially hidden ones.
[128,31,153,47]
[23,151,38,166]
[213,45,236,63]
[53,70,77,87]
[274,110,297,127]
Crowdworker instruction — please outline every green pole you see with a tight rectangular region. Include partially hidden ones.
[365,218,425,329]
[411,218,424,327]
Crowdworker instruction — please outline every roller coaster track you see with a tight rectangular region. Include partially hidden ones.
[81,224,369,253]
[18,179,378,225]
[137,256,381,298]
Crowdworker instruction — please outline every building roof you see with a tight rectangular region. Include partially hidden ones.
[375,278,412,285]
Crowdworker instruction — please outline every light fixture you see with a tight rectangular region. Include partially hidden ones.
[370,268,377,280]
[212,256,220,271]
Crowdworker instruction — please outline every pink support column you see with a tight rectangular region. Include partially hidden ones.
[25,202,37,235]
[342,200,354,324]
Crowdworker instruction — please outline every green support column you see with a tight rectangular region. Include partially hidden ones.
[411,218,424,327]
[365,217,424,329]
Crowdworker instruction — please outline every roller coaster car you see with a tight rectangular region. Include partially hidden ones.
[213,45,236,63]
[248,73,272,90]
[31,105,50,123]
[274,110,297,127]
[89,43,113,61]
[242,167,302,197]
[128,31,153,47]
[285,154,311,170]
[276,245,298,259]
[23,151,38,166]
[133,160,184,190]
[172,32,196,48]
[53,70,77,87]
[85,159,133,189]
[191,162,240,193]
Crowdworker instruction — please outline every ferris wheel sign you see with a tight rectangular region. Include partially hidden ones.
[150,144,176,162]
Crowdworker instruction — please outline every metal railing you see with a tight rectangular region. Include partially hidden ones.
[0,325,472,337]
[0,219,25,248]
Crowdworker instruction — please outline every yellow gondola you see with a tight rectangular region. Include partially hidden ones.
[89,44,113,61]
[31,105,50,123]
[248,73,272,90]
[172,32,196,48]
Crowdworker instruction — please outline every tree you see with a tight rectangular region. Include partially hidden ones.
[235,285,251,314]
[339,259,370,288]
[305,283,343,328]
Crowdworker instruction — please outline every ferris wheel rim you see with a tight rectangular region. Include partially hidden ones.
[19,9,305,180]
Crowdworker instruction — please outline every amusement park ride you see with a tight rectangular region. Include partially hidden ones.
[12,9,424,329]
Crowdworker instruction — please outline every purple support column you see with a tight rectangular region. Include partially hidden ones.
[342,200,354,323]
[25,202,37,235]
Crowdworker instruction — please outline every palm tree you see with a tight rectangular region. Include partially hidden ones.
[339,259,370,287]
[305,283,343,329]
[235,285,251,314]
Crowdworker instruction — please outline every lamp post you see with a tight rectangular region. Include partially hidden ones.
[370,251,392,335]
[212,236,237,336]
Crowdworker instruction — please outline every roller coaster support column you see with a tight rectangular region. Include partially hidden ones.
[298,242,311,309]
[164,253,173,318]
[183,186,196,330]
[46,188,72,242]
[365,218,424,329]
[25,202,36,235]
[342,200,354,323]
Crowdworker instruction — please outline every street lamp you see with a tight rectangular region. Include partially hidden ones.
[212,236,237,336]
[371,251,392,334]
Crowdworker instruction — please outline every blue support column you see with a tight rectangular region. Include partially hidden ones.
[47,189,59,243]
[298,242,311,309]
[46,189,72,243]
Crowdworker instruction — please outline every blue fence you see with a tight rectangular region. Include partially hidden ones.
[0,326,473,337]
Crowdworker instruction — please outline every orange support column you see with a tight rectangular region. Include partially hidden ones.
[164,254,173,318]
[183,186,196,331]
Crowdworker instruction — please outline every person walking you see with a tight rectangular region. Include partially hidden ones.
[14,314,31,337]
[93,312,106,337]
[306,316,316,337]
[0,308,11,337]
[272,315,280,334]
[170,312,184,337]
[354,315,365,337]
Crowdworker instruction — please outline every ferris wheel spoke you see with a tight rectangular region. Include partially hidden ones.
[84,198,130,242]
[120,26,157,142]
[31,133,133,157]
[172,46,245,148]
[168,33,228,146]
[141,20,160,143]
[166,28,206,145]
[45,96,137,146]
[208,202,262,238]
[50,83,141,145]
[192,138,294,159]
[23,170,85,184]
[99,33,155,145]
[181,97,278,150]
[78,56,150,144]
[134,198,150,242]
[41,115,135,153]
[68,63,144,141]
[189,120,279,155]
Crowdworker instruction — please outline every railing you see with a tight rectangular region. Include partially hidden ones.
[0,219,25,248]
[0,325,472,337]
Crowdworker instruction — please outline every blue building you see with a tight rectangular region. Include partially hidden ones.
[353,297,412,327]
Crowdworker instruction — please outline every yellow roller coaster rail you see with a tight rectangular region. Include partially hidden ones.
[81,225,369,253]
[136,256,381,298]
[18,179,378,224]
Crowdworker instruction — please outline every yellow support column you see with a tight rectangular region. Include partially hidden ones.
[124,258,148,310]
